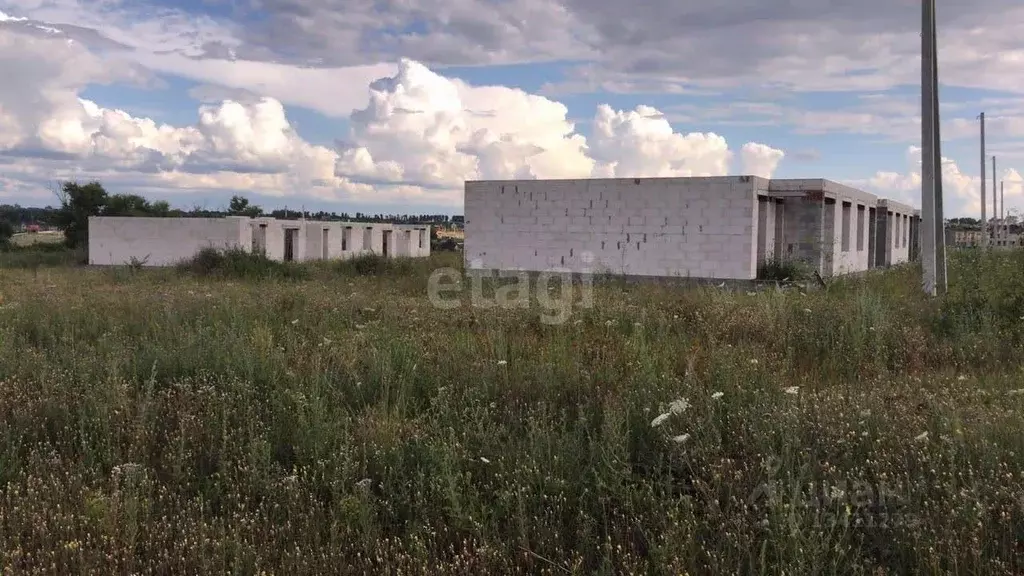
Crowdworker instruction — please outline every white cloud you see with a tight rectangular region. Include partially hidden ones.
[861,146,1024,218]
[0,26,791,209]
[740,143,785,179]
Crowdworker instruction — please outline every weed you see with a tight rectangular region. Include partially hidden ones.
[0,249,1021,574]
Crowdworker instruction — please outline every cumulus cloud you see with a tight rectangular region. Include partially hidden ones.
[862,146,1024,218]
[739,143,785,179]
[0,23,789,209]
[334,59,783,187]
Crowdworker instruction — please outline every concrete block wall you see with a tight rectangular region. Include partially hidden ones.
[89,217,430,266]
[88,216,249,266]
[465,176,766,280]
[877,199,914,265]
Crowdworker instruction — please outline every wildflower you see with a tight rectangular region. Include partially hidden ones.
[671,433,691,444]
[668,398,689,414]
[650,413,671,427]
[496,360,507,366]
[711,391,724,400]
[574,319,583,325]
[605,319,616,326]
[803,308,812,314]
[914,431,929,442]
[356,478,372,488]
[291,319,299,325]
[1008,389,1024,396]
[957,375,967,381]
[784,386,799,395]
[859,409,871,417]
[749,359,759,365]
[355,324,366,330]
[480,457,491,464]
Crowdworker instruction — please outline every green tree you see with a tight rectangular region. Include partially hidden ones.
[104,193,152,217]
[228,195,262,217]
[55,181,108,249]
[0,219,13,246]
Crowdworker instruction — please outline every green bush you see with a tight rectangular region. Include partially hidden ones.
[757,256,811,281]
[175,247,308,280]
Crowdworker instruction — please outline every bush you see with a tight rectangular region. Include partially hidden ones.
[757,257,811,281]
[176,247,308,280]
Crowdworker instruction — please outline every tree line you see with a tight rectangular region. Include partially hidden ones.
[0,181,464,248]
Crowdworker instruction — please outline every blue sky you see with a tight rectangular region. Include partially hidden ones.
[1,0,1022,217]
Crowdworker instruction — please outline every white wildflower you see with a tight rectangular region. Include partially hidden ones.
[1007,389,1024,396]
[914,431,929,442]
[803,308,812,313]
[355,324,366,330]
[784,386,799,395]
[480,457,491,464]
[749,359,759,365]
[957,374,967,381]
[859,409,871,417]
[711,392,724,400]
[671,433,691,444]
[496,360,507,366]
[650,412,671,427]
[356,478,372,488]
[291,319,299,325]
[668,398,690,414]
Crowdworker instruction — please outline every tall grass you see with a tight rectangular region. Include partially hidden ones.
[0,249,1022,574]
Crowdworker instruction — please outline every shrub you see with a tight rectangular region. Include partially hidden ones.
[176,247,308,280]
[757,256,811,281]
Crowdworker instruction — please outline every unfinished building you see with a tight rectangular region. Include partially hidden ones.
[88,216,430,266]
[463,176,920,281]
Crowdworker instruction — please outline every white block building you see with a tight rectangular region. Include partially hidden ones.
[464,176,920,281]
[88,216,430,266]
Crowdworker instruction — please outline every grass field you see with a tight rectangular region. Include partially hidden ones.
[9,231,63,247]
[1,249,1023,574]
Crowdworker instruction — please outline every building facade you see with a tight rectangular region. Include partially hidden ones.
[88,216,431,266]
[464,176,921,281]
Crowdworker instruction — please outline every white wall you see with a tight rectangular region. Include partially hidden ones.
[88,216,248,266]
[465,176,764,280]
[878,200,913,265]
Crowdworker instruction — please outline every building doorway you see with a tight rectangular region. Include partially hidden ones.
[252,223,267,254]
[382,230,392,257]
[284,228,298,261]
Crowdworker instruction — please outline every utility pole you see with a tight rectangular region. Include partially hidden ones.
[920,0,937,294]
[921,0,946,294]
[980,113,987,249]
[993,156,997,242]
[931,0,946,292]
[1001,180,1005,241]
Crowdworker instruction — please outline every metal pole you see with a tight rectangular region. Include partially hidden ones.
[1001,181,1005,241]
[993,156,997,241]
[920,0,937,295]
[931,0,947,293]
[980,113,987,249]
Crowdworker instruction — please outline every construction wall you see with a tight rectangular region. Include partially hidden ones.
[88,216,249,266]
[768,179,877,277]
[90,217,430,266]
[465,176,766,280]
[877,199,914,265]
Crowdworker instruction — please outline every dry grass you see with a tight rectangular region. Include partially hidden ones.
[0,249,1022,574]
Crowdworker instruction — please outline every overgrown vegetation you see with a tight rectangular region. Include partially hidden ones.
[757,256,812,281]
[0,250,1022,574]
[175,247,310,281]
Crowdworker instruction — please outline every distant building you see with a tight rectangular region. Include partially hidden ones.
[88,216,431,266]
[464,176,920,281]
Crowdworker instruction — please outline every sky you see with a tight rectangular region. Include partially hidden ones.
[0,0,1022,217]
